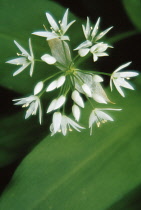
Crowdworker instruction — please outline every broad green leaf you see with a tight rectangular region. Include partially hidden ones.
[0,78,141,210]
[122,0,141,31]
[0,0,83,94]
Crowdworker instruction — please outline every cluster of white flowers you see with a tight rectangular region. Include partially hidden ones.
[6,9,139,136]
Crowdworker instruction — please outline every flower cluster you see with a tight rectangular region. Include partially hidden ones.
[6,9,139,136]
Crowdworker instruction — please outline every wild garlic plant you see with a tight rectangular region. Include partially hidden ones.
[6,9,139,136]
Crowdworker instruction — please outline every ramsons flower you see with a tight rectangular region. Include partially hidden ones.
[6,39,34,76]
[110,62,139,97]
[89,108,121,135]
[13,81,43,124]
[50,112,85,136]
[74,17,113,60]
[32,9,75,41]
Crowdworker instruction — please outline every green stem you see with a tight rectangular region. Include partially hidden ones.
[43,71,62,83]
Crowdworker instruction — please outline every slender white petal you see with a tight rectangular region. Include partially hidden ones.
[119,72,139,77]
[46,13,59,31]
[114,62,131,73]
[57,76,66,88]
[46,80,57,92]
[32,31,56,38]
[72,104,80,121]
[13,63,30,76]
[96,26,113,41]
[91,17,100,38]
[113,79,125,97]
[61,9,68,32]
[96,110,114,121]
[53,112,62,133]
[47,99,57,113]
[41,54,56,64]
[82,84,92,97]
[6,57,27,65]
[116,78,134,90]
[54,96,66,110]
[30,62,34,77]
[14,40,30,57]
[34,81,43,95]
[93,54,98,62]
[72,90,84,108]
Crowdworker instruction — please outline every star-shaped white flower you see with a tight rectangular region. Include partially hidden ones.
[110,62,139,97]
[74,17,113,55]
[50,112,85,136]
[13,81,43,124]
[32,9,75,41]
[6,39,34,76]
[89,108,121,135]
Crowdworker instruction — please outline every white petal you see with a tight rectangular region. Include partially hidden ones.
[6,57,27,65]
[54,95,66,110]
[74,40,92,50]
[30,62,34,77]
[13,63,30,76]
[32,31,56,38]
[82,84,92,97]
[34,81,43,95]
[91,17,100,38]
[116,78,134,90]
[93,54,98,62]
[46,80,57,92]
[29,38,34,59]
[72,90,84,108]
[53,112,62,133]
[47,99,57,113]
[96,52,108,57]
[25,102,36,119]
[78,48,90,57]
[46,13,59,31]
[114,62,131,73]
[119,71,139,78]
[93,75,103,82]
[14,40,30,57]
[57,76,66,88]
[96,110,114,121]
[72,104,80,121]
[41,54,56,65]
[61,9,69,33]
[113,79,125,97]
[92,93,107,104]
[96,26,113,41]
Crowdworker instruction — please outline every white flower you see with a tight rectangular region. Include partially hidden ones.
[74,17,113,55]
[13,95,42,124]
[12,82,43,124]
[110,62,139,97]
[50,112,85,136]
[6,39,34,76]
[47,95,66,113]
[90,42,111,62]
[89,108,121,135]
[32,9,75,41]
[41,54,56,64]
